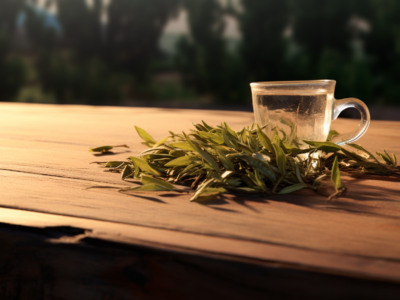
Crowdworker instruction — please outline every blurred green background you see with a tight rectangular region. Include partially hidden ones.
[1,0,400,115]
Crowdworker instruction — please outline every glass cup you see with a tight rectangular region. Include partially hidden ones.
[251,80,370,147]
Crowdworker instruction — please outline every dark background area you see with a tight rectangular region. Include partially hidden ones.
[1,0,399,116]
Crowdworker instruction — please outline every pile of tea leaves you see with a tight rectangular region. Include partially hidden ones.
[89,121,399,201]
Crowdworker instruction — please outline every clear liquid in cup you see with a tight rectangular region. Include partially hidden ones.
[253,92,335,148]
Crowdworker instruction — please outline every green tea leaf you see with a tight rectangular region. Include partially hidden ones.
[123,183,174,192]
[384,150,395,165]
[169,150,186,157]
[279,183,307,194]
[303,141,341,153]
[180,163,201,175]
[349,162,385,169]
[190,179,215,201]
[201,120,214,131]
[141,154,172,160]
[278,129,287,142]
[164,155,199,167]
[169,142,194,151]
[192,187,227,202]
[121,165,133,180]
[184,132,220,172]
[198,131,225,144]
[89,145,129,153]
[241,127,248,144]
[229,154,276,182]
[348,143,377,161]
[105,161,126,168]
[282,142,307,154]
[294,163,305,184]
[153,136,169,148]
[141,175,175,189]
[217,150,235,171]
[89,145,113,152]
[327,130,339,141]
[225,178,241,187]
[140,147,169,156]
[341,148,367,162]
[252,152,271,162]
[223,130,237,149]
[224,122,237,137]
[254,170,268,192]
[273,134,281,146]
[193,123,208,132]
[376,152,392,165]
[236,142,253,154]
[130,157,161,176]
[135,126,156,144]
[248,133,259,153]
[331,155,343,190]
[131,158,140,178]
[273,144,287,175]
[200,187,226,195]
[257,124,274,154]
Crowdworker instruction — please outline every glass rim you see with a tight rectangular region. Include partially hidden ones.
[250,79,336,87]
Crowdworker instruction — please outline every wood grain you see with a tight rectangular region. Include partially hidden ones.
[2,221,400,300]
[1,103,400,284]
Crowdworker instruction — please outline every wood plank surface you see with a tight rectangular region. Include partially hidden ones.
[3,220,400,300]
[1,102,400,284]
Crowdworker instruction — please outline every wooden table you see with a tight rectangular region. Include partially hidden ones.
[1,103,400,299]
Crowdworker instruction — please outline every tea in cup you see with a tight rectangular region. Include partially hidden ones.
[251,80,370,147]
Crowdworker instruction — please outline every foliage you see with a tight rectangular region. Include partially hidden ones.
[0,34,27,102]
[106,0,179,82]
[56,0,103,60]
[2,0,400,106]
[89,122,399,202]
[0,0,25,36]
[175,0,248,104]
[239,0,290,82]
[36,53,131,104]
[23,0,132,105]
[361,0,400,104]
[0,0,28,101]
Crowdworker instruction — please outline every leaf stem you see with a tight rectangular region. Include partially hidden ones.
[272,174,286,194]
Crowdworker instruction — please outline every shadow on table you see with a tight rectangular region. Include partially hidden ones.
[195,194,269,213]
[195,175,400,219]
[92,150,131,157]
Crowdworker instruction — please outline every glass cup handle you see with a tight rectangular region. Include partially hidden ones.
[331,98,371,145]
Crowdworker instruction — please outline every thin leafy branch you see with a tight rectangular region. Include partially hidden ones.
[88,122,399,202]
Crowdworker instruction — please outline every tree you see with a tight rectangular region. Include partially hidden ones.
[0,0,25,36]
[176,0,226,92]
[176,0,249,104]
[24,0,59,50]
[23,0,133,105]
[291,0,358,65]
[0,34,27,101]
[56,0,103,60]
[362,0,400,104]
[238,0,290,82]
[106,0,179,82]
[0,0,27,101]
[288,0,376,102]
